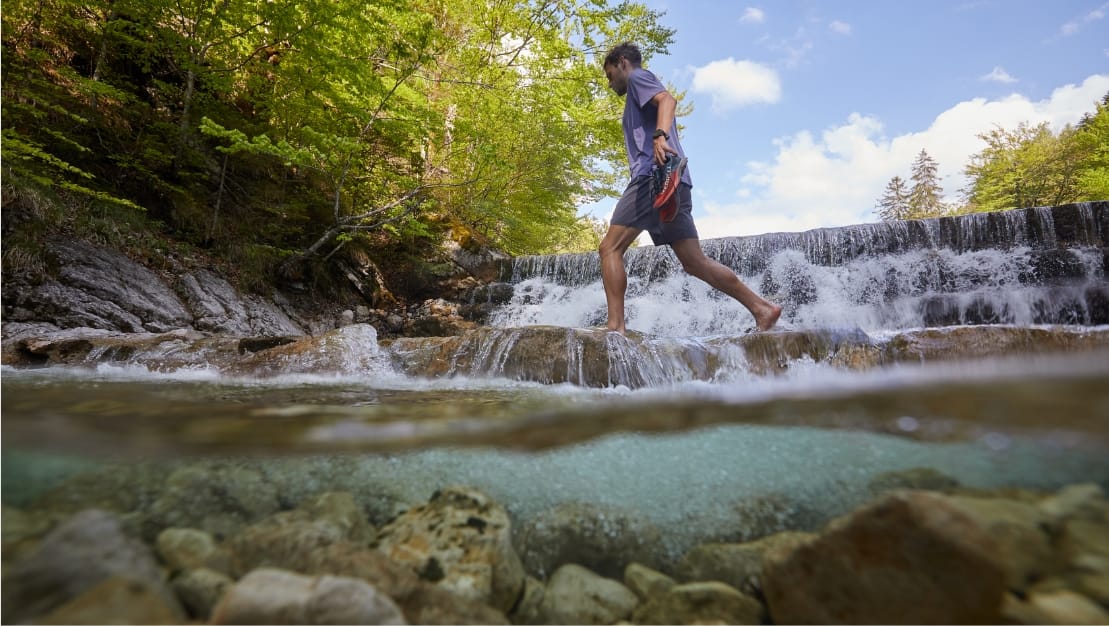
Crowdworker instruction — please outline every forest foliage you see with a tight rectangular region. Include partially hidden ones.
[876,93,1109,221]
[2,0,673,290]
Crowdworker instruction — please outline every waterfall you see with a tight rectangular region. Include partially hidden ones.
[492,202,1108,335]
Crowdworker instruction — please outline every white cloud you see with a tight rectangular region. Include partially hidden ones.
[1060,2,1109,36]
[740,7,765,24]
[693,74,1109,239]
[981,66,1018,83]
[828,20,852,35]
[690,58,781,112]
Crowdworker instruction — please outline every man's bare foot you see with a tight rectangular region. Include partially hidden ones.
[754,302,782,331]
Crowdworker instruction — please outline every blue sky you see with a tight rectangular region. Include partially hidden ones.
[585,1,1109,240]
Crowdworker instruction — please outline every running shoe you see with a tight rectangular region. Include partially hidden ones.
[652,154,687,222]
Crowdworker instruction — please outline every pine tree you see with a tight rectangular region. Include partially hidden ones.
[875,175,911,221]
[908,149,945,218]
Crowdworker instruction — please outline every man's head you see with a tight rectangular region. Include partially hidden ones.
[603,42,641,96]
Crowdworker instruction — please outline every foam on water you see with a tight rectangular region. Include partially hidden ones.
[493,245,1106,335]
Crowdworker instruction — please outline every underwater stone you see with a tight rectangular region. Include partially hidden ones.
[513,501,666,580]
[171,567,233,620]
[374,486,525,613]
[37,576,185,625]
[676,531,816,597]
[631,580,763,626]
[945,495,1059,589]
[1002,588,1109,625]
[623,563,676,601]
[1,509,184,624]
[762,491,1007,624]
[538,563,638,625]
[210,568,406,625]
[228,492,373,577]
[148,463,281,541]
[156,527,231,574]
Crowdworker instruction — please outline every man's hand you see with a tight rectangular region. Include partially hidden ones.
[653,135,677,166]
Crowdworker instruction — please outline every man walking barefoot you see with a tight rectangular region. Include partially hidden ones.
[599,42,781,334]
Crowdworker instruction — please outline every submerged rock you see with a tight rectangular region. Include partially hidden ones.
[1,509,185,624]
[537,564,638,625]
[37,575,185,625]
[374,486,525,613]
[228,491,373,576]
[676,531,816,597]
[210,568,406,625]
[513,501,665,580]
[632,580,763,625]
[762,491,1008,624]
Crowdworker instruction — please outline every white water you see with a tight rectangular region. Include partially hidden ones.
[492,246,1106,334]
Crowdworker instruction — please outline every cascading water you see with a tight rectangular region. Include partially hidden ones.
[494,202,1107,335]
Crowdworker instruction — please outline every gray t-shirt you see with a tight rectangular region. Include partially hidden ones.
[623,67,692,186]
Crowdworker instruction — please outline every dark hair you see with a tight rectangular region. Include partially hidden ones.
[603,42,642,68]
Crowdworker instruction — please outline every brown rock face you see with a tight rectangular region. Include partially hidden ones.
[762,491,1008,624]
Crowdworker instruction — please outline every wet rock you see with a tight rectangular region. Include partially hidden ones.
[299,543,508,625]
[446,239,511,283]
[1,506,58,565]
[715,327,880,376]
[1002,589,1109,625]
[232,324,390,377]
[241,293,307,336]
[374,486,525,613]
[47,238,193,332]
[20,281,147,332]
[37,575,185,625]
[210,568,406,625]
[229,491,374,576]
[177,269,253,335]
[623,562,675,601]
[513,501,665,580]
[1,509,184,624]
[631,581,763,626]
[676,531,816,596]
[31,461,172,519]
[405,298,479,337]
[171,567,233,620]
[508,575,546,625]
[721,492,819,541]
[1038,483,1107,524]
[867,466,961,496]
[537,564,638,625]
[945,494,1059,588]
[881,326,1109,364]
[1058,518,1109,576]
[156,527,232,574]
[177,269,306,337]
[3,327,224,369]
[147,463,281,541]
[762,491,1007,624]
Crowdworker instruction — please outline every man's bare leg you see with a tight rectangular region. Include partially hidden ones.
[670,238,782,331]
[599,224,643,334]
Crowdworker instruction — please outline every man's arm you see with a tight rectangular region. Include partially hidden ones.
[650,90,678,166]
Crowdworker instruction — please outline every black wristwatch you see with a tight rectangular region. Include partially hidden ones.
[653,129,669,140]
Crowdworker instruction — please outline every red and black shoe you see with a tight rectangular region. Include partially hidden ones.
[652,155,687,223]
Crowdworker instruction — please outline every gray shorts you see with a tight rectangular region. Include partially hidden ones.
[611,176,698,246]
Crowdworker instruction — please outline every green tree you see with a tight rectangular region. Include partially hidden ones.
[875,175,911,221]
[421,0,675,254]
[908,149,945,218]
[1071,92,1109,199]
[962,121,1082,212]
